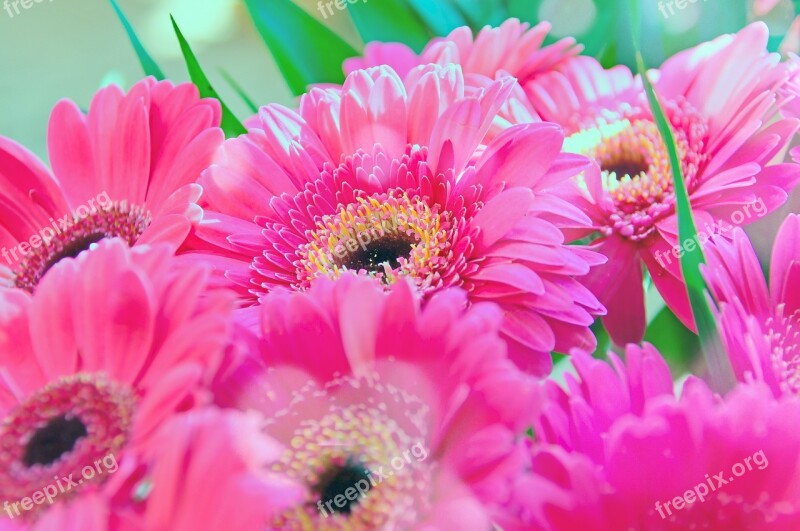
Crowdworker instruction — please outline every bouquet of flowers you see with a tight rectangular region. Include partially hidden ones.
[1,0,800,529]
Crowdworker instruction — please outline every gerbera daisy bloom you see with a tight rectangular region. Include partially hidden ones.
[342,18,580,91]
[0,77,223,292]
[525,22,800,345]
[503,345,800,529]
[187,63,605,373]
[702,216,800,397]
[214,275,535,529]
[0,239,234,526]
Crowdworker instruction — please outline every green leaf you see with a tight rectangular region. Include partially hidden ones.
[170,16,246,138]
[452,0,508,28]
[406,0,468,36]
[631,9,734,392]
[220,69,259,114]
[108,0,165,80]
[590,319,611,359]
[348,0,432,52]
[644,306,701,377]
[243,0,360,96]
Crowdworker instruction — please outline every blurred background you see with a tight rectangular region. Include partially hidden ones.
[0,0,797,372]
[0,0,796,158]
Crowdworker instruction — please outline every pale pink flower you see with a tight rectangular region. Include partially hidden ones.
[343,18,580,90]
[214,275,535,529]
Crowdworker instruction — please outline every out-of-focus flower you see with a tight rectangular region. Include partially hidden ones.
[214,275,536,529]
[503,345,800,530]
[343,18,580,90]
[0,78,223,292]
[0,239,235,527]
[703,216,800,397]
[137,408,303,531]
[185,63,605,373]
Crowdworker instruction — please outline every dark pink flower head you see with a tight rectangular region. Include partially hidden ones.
[0,239,235,525]
[703,216,800,397]
[504,346,800,530]
[189,63,605,373]
[0,77,223,293]
[215,275,536,529]
[526,22,800,345]
[343,18,581,89]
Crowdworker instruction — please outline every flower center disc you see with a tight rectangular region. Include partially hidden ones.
[268,373,432,530]
[0,373,136,516]
[13,201,151,292]
[564,100,708,241]
[298,193,451,290]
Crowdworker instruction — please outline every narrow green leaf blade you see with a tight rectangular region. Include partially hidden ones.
[347,0,431,51]
[243,0,360,96]
[221,69,259,114]
[635,52,734,393]
[108,0,165,80]
[644,306,701,376]
[170,16,246,138]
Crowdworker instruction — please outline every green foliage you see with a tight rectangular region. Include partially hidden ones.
[171,16,247,138]
[633,36,734,392]
[242,0,360,96]
[108,0,165,80]
[348,0,432,52]
[644,306,701,376]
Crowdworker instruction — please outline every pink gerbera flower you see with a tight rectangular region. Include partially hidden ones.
[343,18,580,91]
[503,345,800,529]
[137,408,303,531]
[525,22,800,345]
[0,77,223,292]
[214,276,535,529]
[0,239,234,526]
[703,216,800,397]
[187,63,605,373]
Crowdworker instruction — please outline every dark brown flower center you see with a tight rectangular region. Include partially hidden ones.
[339,233,416,274]
[316,459,372,514]
[13,202,151,292]
[23,414,88,467]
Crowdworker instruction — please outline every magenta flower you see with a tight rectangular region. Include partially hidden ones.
[526,22,800,345]
[0,78,223,292]
[213,275,535,529]
[703,216,800,397]
[187,63,605,373]
[503,345,800,529]
[0,239,234,526]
